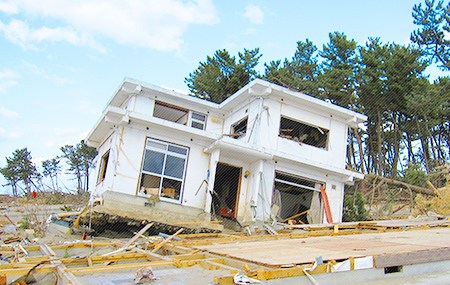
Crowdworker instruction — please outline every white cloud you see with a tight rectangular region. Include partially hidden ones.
[0,1,18,13]
[0,0,219,52]
[0,69,19,93]
[0,127,23,138]
[0,105,19,119]
[243,5,264,24]
[22,60,73,85]
[0,19,102,51]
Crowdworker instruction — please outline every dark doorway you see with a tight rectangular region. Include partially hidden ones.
[211,163,242,218]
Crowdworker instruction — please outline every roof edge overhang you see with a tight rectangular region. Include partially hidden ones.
[272,151,365,184]
[219,79,367,127]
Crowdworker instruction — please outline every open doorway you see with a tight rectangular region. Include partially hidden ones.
[272,171,323,224]
[211,163,242,219]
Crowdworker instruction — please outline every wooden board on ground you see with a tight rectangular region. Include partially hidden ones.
[196,227,450,267]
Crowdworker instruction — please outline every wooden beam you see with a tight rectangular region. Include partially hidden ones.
[122,222,154,249]
[151,228,183,253]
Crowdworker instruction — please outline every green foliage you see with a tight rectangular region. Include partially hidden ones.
[185,48,261,103]
[411,0,450,70]
[0,148,40,196]
[60,140,97,193]
[343,192,369,222]
[319,32,359,108]
[401,164,429,188]
[263,39,321,97]
[19,215,31,229]
[42,157,62,191]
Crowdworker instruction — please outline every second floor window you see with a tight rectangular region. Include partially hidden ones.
[231,117,248,139]
[279,116,329,149]
[189,111,207,130]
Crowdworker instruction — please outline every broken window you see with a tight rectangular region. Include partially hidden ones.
[153,101,188,125]
[279,116,329,149]
[139,138,188,203]
[189,111,207,130]
[272,171,322,224]
[97,150,110,184]
[230,117,248,138]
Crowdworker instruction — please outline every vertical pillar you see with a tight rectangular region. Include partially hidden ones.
[204,149,220,213]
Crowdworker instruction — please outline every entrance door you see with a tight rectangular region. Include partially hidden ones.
[211,163,242,218]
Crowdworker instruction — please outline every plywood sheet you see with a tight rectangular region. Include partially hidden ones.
[197,227,450,267]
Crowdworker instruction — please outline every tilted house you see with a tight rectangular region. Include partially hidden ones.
[86,78,366,227]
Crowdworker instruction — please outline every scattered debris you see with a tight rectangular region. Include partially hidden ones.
[233,273,262,284]
[134,267,159,284]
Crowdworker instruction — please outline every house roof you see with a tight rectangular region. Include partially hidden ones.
[86,77,367,147]
[109,77,366,120]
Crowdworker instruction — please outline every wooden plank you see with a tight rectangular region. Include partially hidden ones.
[375,247,450,268]
[68,261,177,274]
[152,228,183,253]
[122,222,154,249]
[320,185,333,223]
[199,260,239,273]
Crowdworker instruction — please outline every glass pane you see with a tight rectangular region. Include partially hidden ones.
[139,174,160,196]
[161,178,182,200]
[147,140,166,150]
[168,145,187,155]
[164,155,185,178]
[192,112,206,121]
[191,121,204,130]
[142,150,164,174]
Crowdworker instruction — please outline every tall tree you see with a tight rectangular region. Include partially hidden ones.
[60,141,97,194]
[61,144,83,193]
[42,157,62,191]
[78,140,97,193]
[0,148,40,195]
[319,32,359,108]
[263,39,321,97]
[185,48,261,103]
[319,32,365,172]
[411,0,450,70]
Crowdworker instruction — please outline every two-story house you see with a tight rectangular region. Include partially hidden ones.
[86,78,366,228]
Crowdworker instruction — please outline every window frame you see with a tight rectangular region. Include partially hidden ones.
[279,116,329,149]
[138,138,189,204]
[189,110,207,130]
[231,117,248,139]
[97,150,110,184]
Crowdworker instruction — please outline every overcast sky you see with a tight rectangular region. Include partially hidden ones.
[1,0,449,194]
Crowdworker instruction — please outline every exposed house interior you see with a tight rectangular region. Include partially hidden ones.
[279,116,329,149]
[153,101,189,125]
[272,171,322,224]
[211,163,242,218]
[230,117,248,138]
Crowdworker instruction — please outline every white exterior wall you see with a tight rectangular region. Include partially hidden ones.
[91,131,117,198]
[133,95,155,115]
[87,78,366,225]
[92,121,214,209]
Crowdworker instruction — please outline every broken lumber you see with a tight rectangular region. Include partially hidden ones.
[122,223,154,249]
[151,228,183,253]
[280,210,308,223]
[372,175,434,196]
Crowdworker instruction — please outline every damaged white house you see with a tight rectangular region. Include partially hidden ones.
[86,78,366,227]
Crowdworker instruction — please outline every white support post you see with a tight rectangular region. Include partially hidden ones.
[204,149,220,213]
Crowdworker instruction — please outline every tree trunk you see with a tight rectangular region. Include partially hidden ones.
[376,106,384,176]
[392,114,400,178]
[354,127,365,173]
